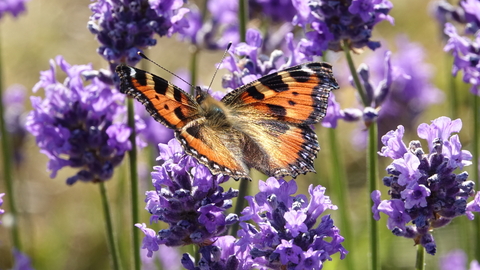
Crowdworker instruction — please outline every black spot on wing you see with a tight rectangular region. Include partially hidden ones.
[173,88,183,102]
[246,86,265,100]
[288,70,311,83]
[288,100,296,106]
[134,69,148,86]
[186,125,201,139]
[164,104,169,110]
[173,107,185,120]
[153,76,168,95]
[267,104,287,116]
[259,74,289,92]
[292,91,299,96]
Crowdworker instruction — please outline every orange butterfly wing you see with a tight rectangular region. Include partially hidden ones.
[116,64,199,129]
[222,62,338,125]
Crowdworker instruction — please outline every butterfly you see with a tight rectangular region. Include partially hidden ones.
[116,62,338,180]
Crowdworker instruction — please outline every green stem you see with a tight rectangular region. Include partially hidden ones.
[230,179,249,236]
[415,245,425,270]
[343,41,378,270]
[342,40,368,106]
[0,26,22,251]
[368,123,379,270]
[99,182,122,270]
[447,55,458,118]
[474,94,480,260]
[238,0,248,42]
[327,128,354,270]
[127,98,140,270]
[190,46,199,94]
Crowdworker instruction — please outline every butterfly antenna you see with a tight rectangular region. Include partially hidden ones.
[137,52,194,89]
[207,42,232,92]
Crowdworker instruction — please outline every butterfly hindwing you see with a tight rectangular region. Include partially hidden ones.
[116,65,200,129]
[222,62,338,125]
[236,117,319,178]
[175,122,250,179]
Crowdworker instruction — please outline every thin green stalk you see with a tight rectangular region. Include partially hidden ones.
[415,245,425,270]
[0,28,22,251]
[127,98,140,270]
[238,0,248,42]
[342,41,368,106]
[327,128,354,270]
[447,55,458,118]
[343,39,379,270]
[230,179,249,235]
[474,94,480,260]
[99,182,122,270]
[367,123,379,270]
[190,46,199,94]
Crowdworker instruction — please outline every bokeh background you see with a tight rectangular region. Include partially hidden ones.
[0,0,476,269]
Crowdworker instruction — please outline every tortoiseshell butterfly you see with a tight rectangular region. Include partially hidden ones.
[116,62,338,180]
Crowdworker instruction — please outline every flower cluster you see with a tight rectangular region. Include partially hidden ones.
[88,0,189,65]
[180,0,239,50]
[373,37,443,132]
[26,56,133,185]
[0,0,28,19]
[293,0,394,55]
[373,116,479,255]
[136,139,238,255]
[444,22,480,95]
[434,0,480,36]
[236,177,347,269]
[335,50,394,128]
[181,235,251,269]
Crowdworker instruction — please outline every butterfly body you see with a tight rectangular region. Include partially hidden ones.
[116,62,338,180]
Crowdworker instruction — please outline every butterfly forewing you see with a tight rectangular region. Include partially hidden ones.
[116,65,200,129]
[222,62,338,125]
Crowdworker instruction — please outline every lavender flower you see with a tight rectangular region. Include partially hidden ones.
[88,0,189,65]
[222,28,310,90]
[440,249,480,270]
[292,0,394,55]
[374,116,479,255]
[3,84,28,165]
[0,0,28,19]
[444,22,480,95]
[141,245,181,270]
[236,177,347,269]
[136,139,238,254]
[25,56,134,185]
[433,0,480,36]
[368,36,443,133]
[249,0,296,23]
[180,0,239,50]
[181,235,252,269]
[343,50,393,127]
[0,193,4,222]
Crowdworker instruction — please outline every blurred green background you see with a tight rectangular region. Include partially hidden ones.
[0,0,476,269]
